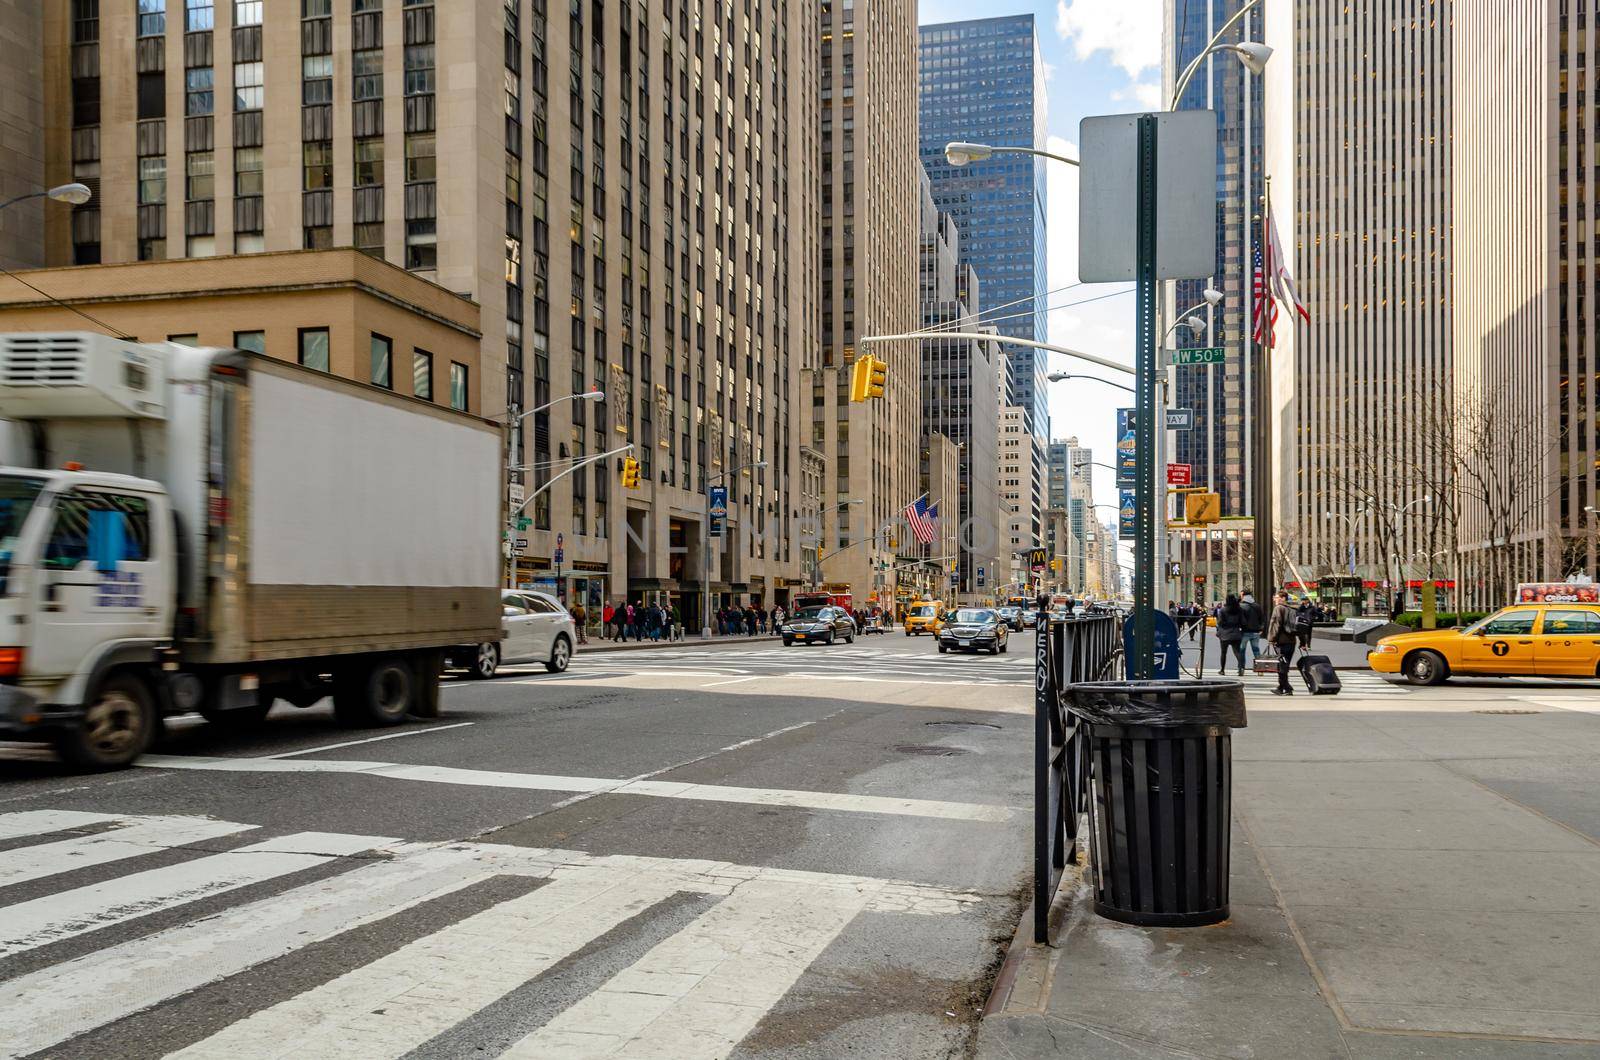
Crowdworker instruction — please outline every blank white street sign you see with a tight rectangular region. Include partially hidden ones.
[1078,110,1219,282]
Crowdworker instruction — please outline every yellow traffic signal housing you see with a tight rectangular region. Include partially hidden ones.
[621,456,640,488]
[1184,491,1221,525]
[849,354,872,402]
[1050,559,1062,572]
[866,356,887,399]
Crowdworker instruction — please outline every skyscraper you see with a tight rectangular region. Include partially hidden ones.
[1264,0,1452,609]
[813,0,922,608]
[37,0,815,624]
[918,166,1002,599]
[919,15,1048,539]
[1167,0,1263,519]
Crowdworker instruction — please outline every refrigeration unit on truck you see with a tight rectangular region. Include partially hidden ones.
[0,332,503,769]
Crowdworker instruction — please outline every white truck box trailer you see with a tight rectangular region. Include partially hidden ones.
[0,333,502,768]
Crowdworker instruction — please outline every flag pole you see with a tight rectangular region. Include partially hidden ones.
[1252,175,1274,603]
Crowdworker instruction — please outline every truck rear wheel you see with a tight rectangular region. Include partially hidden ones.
[54,672,156,770]
[333,658,413,726]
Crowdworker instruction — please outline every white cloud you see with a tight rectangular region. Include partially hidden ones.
[1112,80,1163,110]
[1055,0,1162,80]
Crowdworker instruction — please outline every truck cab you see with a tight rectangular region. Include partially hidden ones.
[0,467,175,763]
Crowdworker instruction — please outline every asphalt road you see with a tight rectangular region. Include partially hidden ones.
[0,630,1035,1060]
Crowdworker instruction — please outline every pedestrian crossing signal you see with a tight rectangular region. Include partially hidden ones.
[621,456,640,489]
[1184,491,1221,525]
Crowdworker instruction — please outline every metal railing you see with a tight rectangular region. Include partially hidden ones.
[1033,609,1123,943]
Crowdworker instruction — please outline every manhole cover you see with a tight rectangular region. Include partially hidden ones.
[1472,709,1541,715]
[894,744,971,757]
[924,721,1002,731]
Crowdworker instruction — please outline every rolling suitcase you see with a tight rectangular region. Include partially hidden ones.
[1298,654,1341,695]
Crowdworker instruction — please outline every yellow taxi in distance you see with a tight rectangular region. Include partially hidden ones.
[904,600,945,637]
[1368,603,1600,685]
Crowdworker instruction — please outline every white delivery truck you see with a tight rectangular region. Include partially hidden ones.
[0,332,503,768]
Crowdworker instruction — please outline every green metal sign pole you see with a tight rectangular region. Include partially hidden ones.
[1133,113,1157,679]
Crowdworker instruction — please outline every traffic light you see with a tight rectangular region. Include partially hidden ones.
[865,355,887,399]
[1050,559,1062,572]
[621,456,640,488]
[849,354,888,402]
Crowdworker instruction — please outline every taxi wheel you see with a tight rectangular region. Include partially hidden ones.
[1403,650,1448,686]
[783,637,794,646]
[938,643,948,654]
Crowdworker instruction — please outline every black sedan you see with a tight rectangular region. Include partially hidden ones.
[938,608,1011,654]
[995,606,1023,630]
[781,606,858,646]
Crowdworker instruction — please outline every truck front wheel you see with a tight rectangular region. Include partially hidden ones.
[333,658,413,726]
[55,672,156,770]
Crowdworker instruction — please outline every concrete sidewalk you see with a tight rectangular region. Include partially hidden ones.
[577,632,782,653]
[1180,625,1376,671]
[980,681,1600,1058]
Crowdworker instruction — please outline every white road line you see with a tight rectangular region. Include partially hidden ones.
[504,878,866,1059]
[0,815,257,887]
[0,844,559,1059]
[138,756,1017,822]
[166,867,684,1060]
[702,676,762,687]
[264,722,476,759]
[0,831,396,958]
[0,809,122,841]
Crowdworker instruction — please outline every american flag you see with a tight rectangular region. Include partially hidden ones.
[1251,241,1277,347]
[904,496,939,546]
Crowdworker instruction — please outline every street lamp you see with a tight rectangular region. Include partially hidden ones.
[1047,372,1133,394]
[944,141,1079,168]
[0,183,93,212]
[703,460,768,637]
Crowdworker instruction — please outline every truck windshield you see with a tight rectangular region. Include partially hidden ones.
[0,475,46,593]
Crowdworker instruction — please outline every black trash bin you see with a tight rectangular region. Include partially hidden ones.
[1066,678,1246,927]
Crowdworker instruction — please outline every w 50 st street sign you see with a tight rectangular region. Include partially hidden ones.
[1167,346,1226,366]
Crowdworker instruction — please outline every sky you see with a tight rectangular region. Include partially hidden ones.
[917,0,1158,522]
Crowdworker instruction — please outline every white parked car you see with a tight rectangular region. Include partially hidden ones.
[451,590,575,679]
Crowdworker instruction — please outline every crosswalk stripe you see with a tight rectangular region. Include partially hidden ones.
[0,815,257,888]
[0,809,122,842]
[0,844,527,1059]
[0,831,396,958]
[165,867,684,1060]
[505,877,866,1059]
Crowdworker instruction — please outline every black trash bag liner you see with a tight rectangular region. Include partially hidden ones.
[1065,679,1247,728]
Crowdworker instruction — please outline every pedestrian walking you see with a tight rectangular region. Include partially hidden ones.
[772,605,785,630]
[1216,594,1246,676]
[670,604,683,640]
[601,602,615,642]
[744,605,758,636]
[1239,590,1264,669]
[1267,590,1299,696]
[571,602,588,645]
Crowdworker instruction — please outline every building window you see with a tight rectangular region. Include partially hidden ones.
[235,233,264,253]
[355,223,384,256]
[404,44,435,96]
[302,0,330,14]
[353,48,382,101]
[449,362,468,410]
[185,66,214,116]
[354,138,383,186]
[413,349,433,400]
[303,226,332,250]
[168,334,199,346]
[405,219,437,270]
[302,55,333,104]
[138,157,166,204]
[233,61,263,110]
[138,238,165,261]
[185,0,212,31]
[185,235,215,258]
[303,142,332,190]
[234,146,263,196]
[137,0,165,37]
[233,330,265,353]
[404,133,436,182]
[185,151,214,200]
[370,334,392,389]
[298,328,330,372]
[233,0,261,25]
[73,0,100,43]
[137,72,165,119]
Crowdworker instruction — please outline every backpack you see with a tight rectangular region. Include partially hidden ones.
[1291,608,1314,636]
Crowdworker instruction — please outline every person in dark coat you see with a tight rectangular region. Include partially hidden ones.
[1216,594,1246,676]
[1267,590,1299,695]
[1295,598,1316,651]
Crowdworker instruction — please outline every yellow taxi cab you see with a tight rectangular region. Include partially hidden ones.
[1368,603,1600,685]
[904,600,945,636]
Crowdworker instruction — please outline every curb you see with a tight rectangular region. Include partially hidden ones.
[578,635,784,654]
